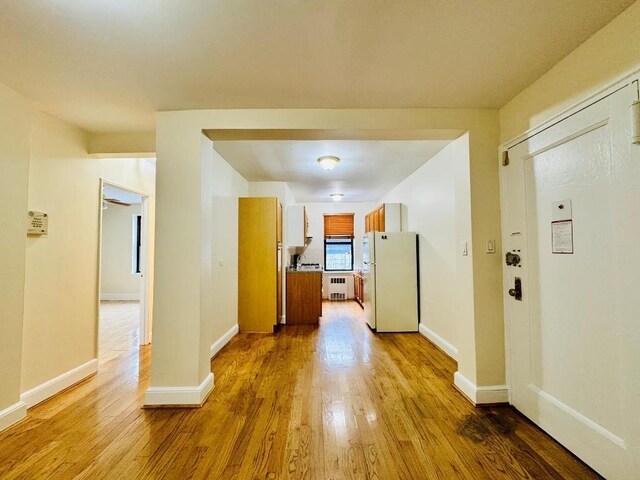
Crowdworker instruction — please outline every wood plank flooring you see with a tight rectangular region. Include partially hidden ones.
[0,302,600,479]
[99,301,140,364]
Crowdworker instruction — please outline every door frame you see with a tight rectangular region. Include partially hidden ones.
[97,179,153,353]
[498,67,640,403]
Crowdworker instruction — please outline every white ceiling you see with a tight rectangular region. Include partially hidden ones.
[0,1,633,133]
[213,139,451,202]
[103,185,142,205]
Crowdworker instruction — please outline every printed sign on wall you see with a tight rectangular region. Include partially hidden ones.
[552,220,573,254]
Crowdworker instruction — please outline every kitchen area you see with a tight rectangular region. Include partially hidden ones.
[237,187,419,333]
[284,205,323,325]
[223,146,430,336]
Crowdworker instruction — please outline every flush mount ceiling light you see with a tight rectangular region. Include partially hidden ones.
[317,155,340,171]
[330,193,344,202]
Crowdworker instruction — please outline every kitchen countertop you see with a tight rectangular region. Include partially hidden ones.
[286,267,323,273]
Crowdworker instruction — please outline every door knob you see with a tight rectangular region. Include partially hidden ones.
[508,288,516,297]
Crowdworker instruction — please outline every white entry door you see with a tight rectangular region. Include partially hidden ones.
[502,83,640,479]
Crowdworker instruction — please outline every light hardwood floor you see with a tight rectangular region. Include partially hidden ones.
[99,301,140,363]
[0,302,599,479]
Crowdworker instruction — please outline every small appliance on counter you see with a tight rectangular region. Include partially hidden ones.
[299,263,321,270]
[288,262,321,271]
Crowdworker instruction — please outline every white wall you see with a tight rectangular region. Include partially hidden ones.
[0,83,31,419]
[209,148,249,345]
[297,201,376,268]
[248,180,297,257]
[100,203,142,299]
[380,135,473,360]
[248,180,297,259]
[22,111,156,392]
[248,181,296,206]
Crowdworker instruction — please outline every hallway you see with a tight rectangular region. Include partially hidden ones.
[0,302,598,479]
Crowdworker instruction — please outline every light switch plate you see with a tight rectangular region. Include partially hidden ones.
[486,239,496,254]
[461,241,468,256]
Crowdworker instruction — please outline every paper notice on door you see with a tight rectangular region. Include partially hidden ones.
[551,220,573,254]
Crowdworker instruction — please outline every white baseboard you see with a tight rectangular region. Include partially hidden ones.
[210,324,239,358]
[454,371,508,406]
[0,401,27,433]
[20,359,98,409]
[144,372,214,407]
[419,324,458,360]
[100,293,140,301]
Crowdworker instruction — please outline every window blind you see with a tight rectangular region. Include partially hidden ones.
[324,213,355,238]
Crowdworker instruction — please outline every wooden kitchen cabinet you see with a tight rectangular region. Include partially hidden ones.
[377,205,385,232]
[238,197,283,333]
[354,269,364,308]
[364,203,405,233]
[286,271,322,324]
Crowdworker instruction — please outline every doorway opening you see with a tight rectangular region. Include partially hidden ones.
[98,180,152,364]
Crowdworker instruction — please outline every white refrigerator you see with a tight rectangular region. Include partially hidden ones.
[363,232,419,332]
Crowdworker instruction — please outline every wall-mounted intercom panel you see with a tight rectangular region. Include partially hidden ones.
[27,211,48,235]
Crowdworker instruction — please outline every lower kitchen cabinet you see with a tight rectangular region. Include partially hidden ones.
[354,269,364,308]
[286,271,322,324]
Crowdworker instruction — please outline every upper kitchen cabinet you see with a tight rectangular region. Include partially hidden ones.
[287,205,310,247]
[238,197,283,333]
[365,203,406,233]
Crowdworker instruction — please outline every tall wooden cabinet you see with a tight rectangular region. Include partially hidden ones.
[238,197,283,333]
[364,203,404,233]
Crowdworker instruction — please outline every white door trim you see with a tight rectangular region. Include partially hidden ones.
[139,195,151,345]
[501,66,640,150]
[97,179,152,354]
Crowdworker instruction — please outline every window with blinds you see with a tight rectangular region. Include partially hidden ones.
[323,214,354,271]
[323,213,354,238]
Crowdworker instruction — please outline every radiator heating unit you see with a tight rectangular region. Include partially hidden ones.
[328,276,348,300]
